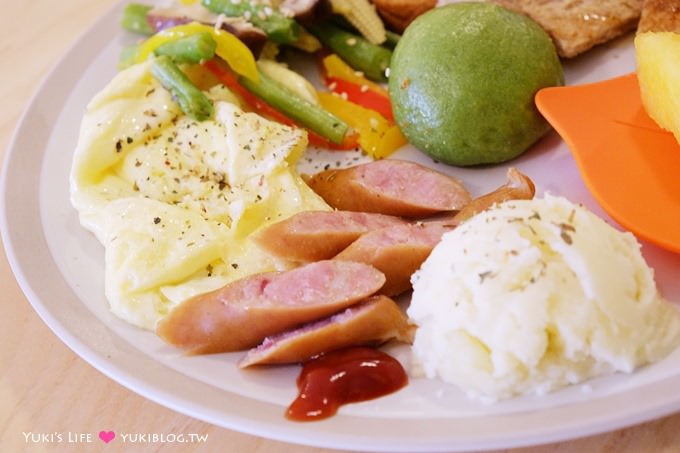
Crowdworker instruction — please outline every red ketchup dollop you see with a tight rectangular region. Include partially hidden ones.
[286,346,408,421]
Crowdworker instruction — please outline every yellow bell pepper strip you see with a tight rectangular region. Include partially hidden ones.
[321,54,387,96]
[374,124,408,159]
[317,92,406,158]
[134,22,258,82]
[320,54,393,120]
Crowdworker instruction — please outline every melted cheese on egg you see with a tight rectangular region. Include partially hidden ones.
[70,61,329,329]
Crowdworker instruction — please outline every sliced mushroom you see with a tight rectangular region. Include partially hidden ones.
[146,5,268,56]
[279,0,332,25]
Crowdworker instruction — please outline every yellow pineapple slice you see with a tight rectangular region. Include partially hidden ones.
[635,31,680,143]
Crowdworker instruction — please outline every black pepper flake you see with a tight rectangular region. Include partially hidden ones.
[126,136,133,144]
[568,209,576,223]
[528,211,541,221]
[561,231,573,245]
[559,222,576,232]
[556,222,576,245]
[153,217,161,224]
[115,140,123,153]
[231,263,239,269]
[479,270,495,283]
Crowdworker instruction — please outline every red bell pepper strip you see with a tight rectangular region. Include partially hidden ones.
[317,92,406,159]
[325,77,394,121]
[318,53,394,121]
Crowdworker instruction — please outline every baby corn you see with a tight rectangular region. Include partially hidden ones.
[330,0,386,45]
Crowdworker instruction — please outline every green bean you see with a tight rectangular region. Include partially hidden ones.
[384,30,401,49]
[151,56,213,121]
[119,44,140,70]
[308,23,392,82]
[121,3,154,36]
[202,0,300,44]
[154,33,217,64]
[239,70,349,144]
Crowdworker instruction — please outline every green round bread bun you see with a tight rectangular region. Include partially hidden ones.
[388,2,564,166]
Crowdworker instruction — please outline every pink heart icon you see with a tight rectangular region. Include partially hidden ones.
[98,431,115,444]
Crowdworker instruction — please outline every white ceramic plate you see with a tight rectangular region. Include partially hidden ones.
[3,2,680,451]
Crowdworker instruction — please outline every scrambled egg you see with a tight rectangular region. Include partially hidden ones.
[70,61,329,329]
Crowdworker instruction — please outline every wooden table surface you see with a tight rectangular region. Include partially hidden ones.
[1,1,679,452]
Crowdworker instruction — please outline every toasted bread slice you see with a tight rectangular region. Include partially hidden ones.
[638,0,680,32]
[374,0,437,32]
[491,0,643,58]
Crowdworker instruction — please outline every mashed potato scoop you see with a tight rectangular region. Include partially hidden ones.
[408,194,680,402]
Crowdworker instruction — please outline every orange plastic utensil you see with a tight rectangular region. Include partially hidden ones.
[535,73,680,254]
